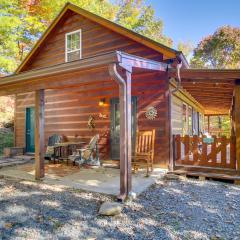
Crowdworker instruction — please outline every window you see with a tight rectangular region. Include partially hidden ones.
[65,30,82,62]
[188,106,193,135]
[182,103,188,136]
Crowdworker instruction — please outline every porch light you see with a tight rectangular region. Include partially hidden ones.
[99,98,106,107]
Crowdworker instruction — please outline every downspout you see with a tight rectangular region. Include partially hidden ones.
[108,63,132,201]
[171,60,183,94]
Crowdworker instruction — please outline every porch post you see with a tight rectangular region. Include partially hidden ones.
[234,81,240,170]
[125,70,132,194]
[35,89,45,180]
[207,115,210,134]
[109,64,132,200]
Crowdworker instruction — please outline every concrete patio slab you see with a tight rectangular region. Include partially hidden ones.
[0,163,167,196]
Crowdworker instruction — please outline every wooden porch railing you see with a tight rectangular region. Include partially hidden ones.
[173,135,236,170]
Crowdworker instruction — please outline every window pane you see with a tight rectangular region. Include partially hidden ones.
[67,50,80,62]
[67,35,71,51]
[188,106,193,135]
[182,104,187,136]
[66,31,81,62]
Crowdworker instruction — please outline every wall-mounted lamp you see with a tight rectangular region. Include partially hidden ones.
[99,98,106,107]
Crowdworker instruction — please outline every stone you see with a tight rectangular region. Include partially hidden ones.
[128,191,137,201]
[164,174,181,181]
[98,202,123,216]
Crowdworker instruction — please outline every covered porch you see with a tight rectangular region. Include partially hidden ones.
[0,51,168,200]
[170,68,240,178]
[0,160,165,195]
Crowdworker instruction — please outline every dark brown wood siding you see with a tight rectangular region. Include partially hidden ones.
[15,10,171,167]
[15,71,170,167]
[20,10,163,72]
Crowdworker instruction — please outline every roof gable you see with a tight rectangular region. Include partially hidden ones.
[16,3,182,73]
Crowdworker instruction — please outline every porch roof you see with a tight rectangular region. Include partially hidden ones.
[0,51,168,96]
[170,68,240,115]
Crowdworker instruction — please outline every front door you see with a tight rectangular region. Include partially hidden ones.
[26,107,35,153]
[110,97,137,160]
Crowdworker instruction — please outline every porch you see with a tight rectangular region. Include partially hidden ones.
[0,51,169,200]
[0,160,165,195]
[170,69,240,178]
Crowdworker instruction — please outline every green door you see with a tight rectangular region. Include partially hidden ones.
[110,97,137,160]
[26,107,35,153]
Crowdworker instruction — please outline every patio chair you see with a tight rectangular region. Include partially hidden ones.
[132,129,155,176]
[69,134,100,166]
[45,134,63,161]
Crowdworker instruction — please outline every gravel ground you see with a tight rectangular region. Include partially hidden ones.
[0,176,240,240]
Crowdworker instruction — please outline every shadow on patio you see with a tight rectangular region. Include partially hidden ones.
[0,161,166,196]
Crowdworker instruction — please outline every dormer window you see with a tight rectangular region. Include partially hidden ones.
[65,29,82,62]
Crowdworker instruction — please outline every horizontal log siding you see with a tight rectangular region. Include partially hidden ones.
[15,71,169,167]
[20,11,163,72]
[15,10,169,167]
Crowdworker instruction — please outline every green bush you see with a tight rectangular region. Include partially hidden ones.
[0,130,14,156]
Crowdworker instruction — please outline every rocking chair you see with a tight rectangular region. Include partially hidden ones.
[69,134,100,167]
[45,134,63,161]
[132,129,155,176]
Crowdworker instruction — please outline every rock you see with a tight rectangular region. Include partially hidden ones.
[99,202,123,216]
[128,191,137,201]
[164,174,182,181]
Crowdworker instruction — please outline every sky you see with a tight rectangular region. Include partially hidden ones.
[146,0,240,48]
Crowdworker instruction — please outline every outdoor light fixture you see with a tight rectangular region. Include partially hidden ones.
[99,98,106,106]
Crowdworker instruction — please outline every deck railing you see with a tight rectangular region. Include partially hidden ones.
[173,135,236,170]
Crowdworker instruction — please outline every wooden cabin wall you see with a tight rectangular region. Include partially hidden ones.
[15,10,170,167]
[20,10,163,72]
[171,95,183,135]
[15,71,170,167]
[171,93,204,136]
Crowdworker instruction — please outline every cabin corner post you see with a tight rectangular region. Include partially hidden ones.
[234,81,240,171]
[35,89,45,180]
[108,63,132,200]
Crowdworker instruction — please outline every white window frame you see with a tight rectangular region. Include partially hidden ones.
[65,29,82,62]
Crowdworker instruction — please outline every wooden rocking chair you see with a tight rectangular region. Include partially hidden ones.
[132,129,155,176]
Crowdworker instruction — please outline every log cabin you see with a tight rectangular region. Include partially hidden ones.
[0,3,240,199]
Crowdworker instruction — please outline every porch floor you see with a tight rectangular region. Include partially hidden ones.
[0,161,166,196]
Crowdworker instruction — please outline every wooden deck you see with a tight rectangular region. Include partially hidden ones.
[169,168,240,184]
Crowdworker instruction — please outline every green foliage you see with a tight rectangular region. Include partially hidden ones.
[191,26,240,69]
[0,0,172,74]
[0,0,47,73]
[0,96,14,128]
[115,0,172,46]
[177,41,194,60]
[0,130,14,155]
[204,115,230,137]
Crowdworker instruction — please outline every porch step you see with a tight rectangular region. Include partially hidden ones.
[168,170,240,185]
[0,156,34,168]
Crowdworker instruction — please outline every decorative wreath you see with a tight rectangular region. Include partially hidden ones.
[87,115,95,129]
[145,106,158,120]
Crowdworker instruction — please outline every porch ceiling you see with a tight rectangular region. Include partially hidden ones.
[170,68,240,115]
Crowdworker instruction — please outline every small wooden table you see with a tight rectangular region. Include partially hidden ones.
[54,142,86,163]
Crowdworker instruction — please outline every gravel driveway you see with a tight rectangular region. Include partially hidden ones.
[0,176,239,239]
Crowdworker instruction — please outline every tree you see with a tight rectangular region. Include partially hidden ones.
[115,0,172,46]
[177,41,194,60]
[0,0,172,74]
[191,26,240,69]
[0,0,47,73]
